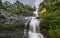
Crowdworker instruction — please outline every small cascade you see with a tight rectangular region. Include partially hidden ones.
[23,0,44,38]
[33,8,39,17]
[28,9,44,38]
[28,17,44,38]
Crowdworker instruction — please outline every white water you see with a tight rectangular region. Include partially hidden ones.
[28,16,44,38]
[28,9,44,38]
[23,0,44,38]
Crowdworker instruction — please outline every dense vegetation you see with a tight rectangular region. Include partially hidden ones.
[39,0,60,38]
[0,0,35,16]
[0,0,35,29]
[1,0,60,38]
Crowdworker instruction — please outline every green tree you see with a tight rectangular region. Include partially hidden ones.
[0,0,2,6]
[39,0,60,38]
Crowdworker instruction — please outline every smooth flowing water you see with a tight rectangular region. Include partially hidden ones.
[24,0,44,38]
[28,9,44,38]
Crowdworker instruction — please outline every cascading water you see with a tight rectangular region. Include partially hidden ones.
[23,0,44,38]
[28,8,44,38]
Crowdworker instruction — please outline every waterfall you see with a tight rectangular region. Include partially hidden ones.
[28,6,44,38]
[28,12,44,38]
[23,0,44,38]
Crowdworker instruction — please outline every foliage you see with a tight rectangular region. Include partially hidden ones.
[0,1,31,30]
[0,0,34,16]
[0,23,24,30]
[0,0,2,6]
[39,0,60,38]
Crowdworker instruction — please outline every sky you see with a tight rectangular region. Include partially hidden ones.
[2,0,43,7]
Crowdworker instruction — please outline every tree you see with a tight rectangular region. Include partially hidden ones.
[39,0,60,38]
[0,0,2,6]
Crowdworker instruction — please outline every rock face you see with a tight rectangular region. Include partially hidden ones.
[0,30,24,38]
[23,12,33,17]
[0,11,30,26]
[2,0,35,7]
[4,1,11,6]
[2,0,43,8]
